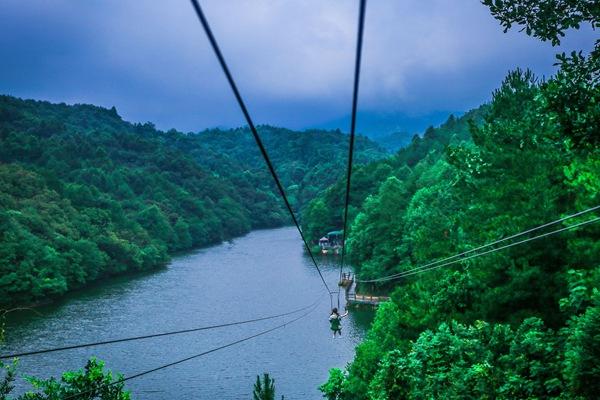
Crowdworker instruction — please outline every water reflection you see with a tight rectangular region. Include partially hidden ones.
[3,227,373,399]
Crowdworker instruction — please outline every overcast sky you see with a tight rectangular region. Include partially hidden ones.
[0,0,596,132]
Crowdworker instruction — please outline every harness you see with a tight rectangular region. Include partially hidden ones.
[329,314,341,331]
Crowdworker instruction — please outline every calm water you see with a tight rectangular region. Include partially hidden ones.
[3,227,372,399]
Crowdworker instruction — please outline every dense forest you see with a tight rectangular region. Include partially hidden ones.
[313,2,599,399]
[0,1,598,399]
[0,96,385,306]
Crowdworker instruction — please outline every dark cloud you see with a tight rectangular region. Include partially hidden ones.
[0,0,596,132]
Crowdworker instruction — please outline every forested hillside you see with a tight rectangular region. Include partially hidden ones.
[174,126,384,210]
[314,3,600,399]
[302,107,487,242]
[0,96,385,306]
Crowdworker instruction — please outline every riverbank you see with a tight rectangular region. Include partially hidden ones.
[1,223,292,310]
[4,227,373,399]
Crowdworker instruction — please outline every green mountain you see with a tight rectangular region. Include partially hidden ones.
[302,107,487,243]
[0,95,385,306]
[313,110,461,139]
[372,131,412,152]
[312,65,599,399]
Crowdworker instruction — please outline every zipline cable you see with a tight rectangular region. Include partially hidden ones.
[357,205,600,282]
[189,0,331,298]
[389,215,600,280]
[62,297,323,400]
[338,0,368,309]
[0,298,321,360]
[359,215,600,283]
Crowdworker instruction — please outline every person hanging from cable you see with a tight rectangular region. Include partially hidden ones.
[329,307,349,338]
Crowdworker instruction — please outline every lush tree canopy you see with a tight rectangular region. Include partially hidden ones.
[311,9,599,399]
[0,96,385,306]
[0,358,129,400]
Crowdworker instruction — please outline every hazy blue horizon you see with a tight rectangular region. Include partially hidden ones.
[1,1,596,133]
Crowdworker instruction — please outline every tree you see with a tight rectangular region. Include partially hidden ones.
[482,0,600,149]
[304,199,337,243]
[174,218,192,250]
[19,359,129,400]
[481,0,599,45]
[0,358,129,400]
[564,290,600,398]
[136,205,175,247]
[319,369,346,400]
[0,361,16,400]
[310,2,600,397]
[253,374,283,400]
[0,94,386,306]
[347,176,409,278]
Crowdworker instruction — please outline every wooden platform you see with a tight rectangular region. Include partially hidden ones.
[339,273,389,307]
[346,293,390,306]
[339,272,354,288]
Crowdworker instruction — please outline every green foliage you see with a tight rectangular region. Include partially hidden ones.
[367,350,408,400]
[253,373,281,400]
[482,0,600,150]
[348,176,408,276]
[364,319,562,400]
[312,8,599,398]
[303,109,486,244]
[563,290,600,398]
[542,49,600,149]
[319,368,346,400]
[0,361,16,400]
[19,358,129,400]
[0,96,385,305]
[481,0,599,46]
[0,359,128,400]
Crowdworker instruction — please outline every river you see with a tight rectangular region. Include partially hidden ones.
[3,227,373,399]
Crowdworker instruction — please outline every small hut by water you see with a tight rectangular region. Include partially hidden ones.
[318,230,343,254]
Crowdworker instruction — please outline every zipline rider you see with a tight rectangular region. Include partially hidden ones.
[329,307,349,338]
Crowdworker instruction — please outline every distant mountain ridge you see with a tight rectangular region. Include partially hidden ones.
[312,110,463,138]
[374,131,413,151]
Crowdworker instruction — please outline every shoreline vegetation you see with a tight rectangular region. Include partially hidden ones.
[8,225,299,311]
[1,1,598,399]
[0,95,385,308]
[309,2,600,398]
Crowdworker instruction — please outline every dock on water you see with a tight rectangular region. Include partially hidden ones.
[346,293,390,306]
[339,272,354,288]
[340,273,390,307]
